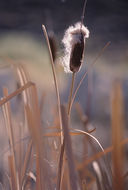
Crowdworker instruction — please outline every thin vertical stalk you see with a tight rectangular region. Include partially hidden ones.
[67,72,75,116]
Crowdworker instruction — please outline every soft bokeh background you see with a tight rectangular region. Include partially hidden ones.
[0,0,128,147]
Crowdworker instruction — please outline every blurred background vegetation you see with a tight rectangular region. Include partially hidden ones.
[0,0,128,146]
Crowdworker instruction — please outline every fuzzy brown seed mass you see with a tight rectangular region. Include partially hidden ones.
[70,32,85,73]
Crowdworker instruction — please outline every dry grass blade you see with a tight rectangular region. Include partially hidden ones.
[8,155,18,190]
[111,81,124,190]
[0,82,34,107]
[2,88,19,189]
[16,65,30,105]
[44,130,95,137]
[25,104,43,190]
[42,25,63,143]
[56,140,65,190]
[70,42,111,111]
[61,105,79,190]
[72,128,112,183]
[67,72,75,116]
[72,128,105,153]
[20,139,33,188]
[25,85,46,190]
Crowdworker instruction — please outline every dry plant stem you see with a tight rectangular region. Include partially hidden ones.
[26,85,45,190]
[0,82,34,107]
[20,139,33,188]
[70,41,111,110]
[42,25,65,189]
[56,140,65,190]
[81,0,88,26]
[72,129,105,153]
[67,72,75,116]
[8,156,18,190]
[59,73,75,189]
[111,81,124,190]
[2,88,19,190]
[16,65,30,105]
[61,105,79,190]
[42,25,63,143]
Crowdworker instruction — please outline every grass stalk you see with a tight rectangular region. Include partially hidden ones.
[67,72,75,116]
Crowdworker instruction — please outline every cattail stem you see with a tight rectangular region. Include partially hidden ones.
[42,25,63,143]
[67,72,75,116]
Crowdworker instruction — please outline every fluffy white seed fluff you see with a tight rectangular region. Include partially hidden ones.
[62,22,89,73]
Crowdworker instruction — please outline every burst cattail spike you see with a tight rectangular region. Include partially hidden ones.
[62,22,89,73]
[69,31,85,73]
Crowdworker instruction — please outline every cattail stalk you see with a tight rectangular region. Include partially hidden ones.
[67,72,75,116]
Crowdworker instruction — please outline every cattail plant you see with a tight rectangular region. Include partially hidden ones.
[62,0,89,115]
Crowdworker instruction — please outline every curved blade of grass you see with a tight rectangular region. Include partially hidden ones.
[72,128,105,153]
[42,25,63,143]
[72,128,112,186]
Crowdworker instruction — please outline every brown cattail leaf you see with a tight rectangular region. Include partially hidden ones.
[25,104,43,190]
[20,139,33,187]
[42,25,63,144]
[56,140,65,190]
[2,88,19,189]
[16,64,32,106]
[8,155,18,190]
[0,82,34,107]
[111,81,124,190]
[61,105,80,190]
[25,85,52,190]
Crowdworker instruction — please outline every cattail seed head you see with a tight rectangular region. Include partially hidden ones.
[62,22,89,73]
